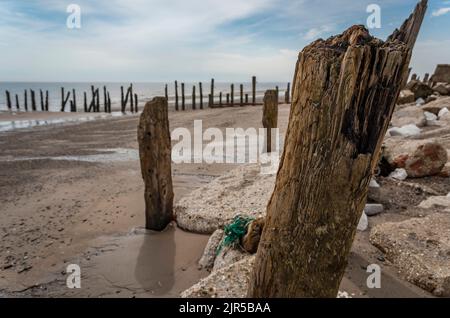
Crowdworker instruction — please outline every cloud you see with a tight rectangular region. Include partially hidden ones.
[432,7,450,17]
[303,25,335,40]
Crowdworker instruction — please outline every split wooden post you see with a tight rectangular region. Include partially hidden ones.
[252,76,256,105]
[31,90,37,111]
[71,89,77,112]
[285,82,291,104]
[24,90,28,111]
[199,82,203,109]
[61,87,70,112]
[262,90,278,153]
[15,94,20,111]
[137,97,174,231]
[192,85,196,110]
[248,0,428,298]
[240,84,244,106]
[230,84,234,106]
[5,91,11,110]
[181,83,185,110]
[175,81,179,111]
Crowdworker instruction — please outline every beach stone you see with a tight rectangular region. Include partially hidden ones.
[198,229,224,270]
[390,105,426,127]
[438,107,449,119]
[364,203,384,216]
[181,256,255,298]
[406,81,433,100]
[213,246,249,272]
[389,168,408,181]
[357,212,368,231]
[388,124,421,137]
[431,64,450,84]
[433,83,449,96]
[369,178,380,188]
[397,89,415,105]
[405,142,448,178]
[416,98,425,106]
[370,213,450,296]
[418,196,450,212]
[175,164,273,234]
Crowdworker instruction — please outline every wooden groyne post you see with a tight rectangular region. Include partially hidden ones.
[252,76,256,105]
[210,78,215,107]
[240,84,244,106]
[181,83,185,111]
[5,91,11,110]
[31,90,37,111]
[24,90,28,111]
[199,82,203,109]
[61,87,70,112]
[192,85,196,110]
[285,82,291,104]
[134,93,138,113]
[231,84,234,106]
[248,0,428,298]
[262,89,278,152]
[137,97,174,231]
[175,81,179,111]
[15,94,19,111]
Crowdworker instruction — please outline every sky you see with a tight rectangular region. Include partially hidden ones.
[0,0,449,82]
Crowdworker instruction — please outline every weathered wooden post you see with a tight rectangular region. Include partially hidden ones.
[15,94,20,111]
[285,82,291,104]
[175,81,179,111]
[129,84,134,113]
[208,94,213,107]
[165,84,168,102]
[219,92,222,106]
[226,93,230,105]
[103,86,108,113]
[84,92,87,112]
[61,88,70,112]
[134,93,138,113]
[96,88,100,112]
[240,84,244,106]
[248,0,427,298]
[181,83,185,111]
[411,73,417,81]
[72,89,77,112]
[192,85,196,110]
[121,86,125,112]
[137,97,174,231]
[230,84,234,106]
[245,93,249,104]
[31,90,37,111]
[5,91,11,110]
[199,82,203,109]
[107,93,111,113]
[88,86,96,112]
[262,90,278,153]
[24,90,28,111]
[275,86,279,104]
[40,90,44,111]
[252,76,256,105]
[210,78,214,107]
[45,91,49,111]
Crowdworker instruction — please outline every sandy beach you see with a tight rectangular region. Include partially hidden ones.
[1,100,447,298]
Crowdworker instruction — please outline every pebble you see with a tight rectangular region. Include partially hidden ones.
[389,168,408,181]
[369,179,380,188]
[357,212,368,231]
[438,107,449,119]
[364,203,384,216]
[388,124,421,137]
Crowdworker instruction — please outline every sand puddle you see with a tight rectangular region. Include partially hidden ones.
[0,112,126,133]
[74,224,209,297]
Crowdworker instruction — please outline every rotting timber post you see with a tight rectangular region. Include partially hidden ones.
[137,97,174,231]
[248,0,428,298]
[262,90,278,153]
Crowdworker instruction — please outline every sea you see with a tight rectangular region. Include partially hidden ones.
[0,82,289,112]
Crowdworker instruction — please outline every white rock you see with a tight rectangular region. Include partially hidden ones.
[389,168,408,181]
[447,193,450,198]
[416,98,425,106]
[424,111,437,121]
[438,107,449,119]
[364,203,384,216]
[369,178,380,188]
[388,124,421,137]
[337,291,352,298]
[357,212,368,231]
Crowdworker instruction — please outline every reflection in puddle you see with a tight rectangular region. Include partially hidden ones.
[0,148,139,163]
[0,112,126,133]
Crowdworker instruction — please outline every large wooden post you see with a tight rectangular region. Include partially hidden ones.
[248,0,427,298]
[262,90,278,153]
[137,97,174,231]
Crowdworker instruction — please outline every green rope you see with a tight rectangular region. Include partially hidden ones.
[216,215,255,255]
